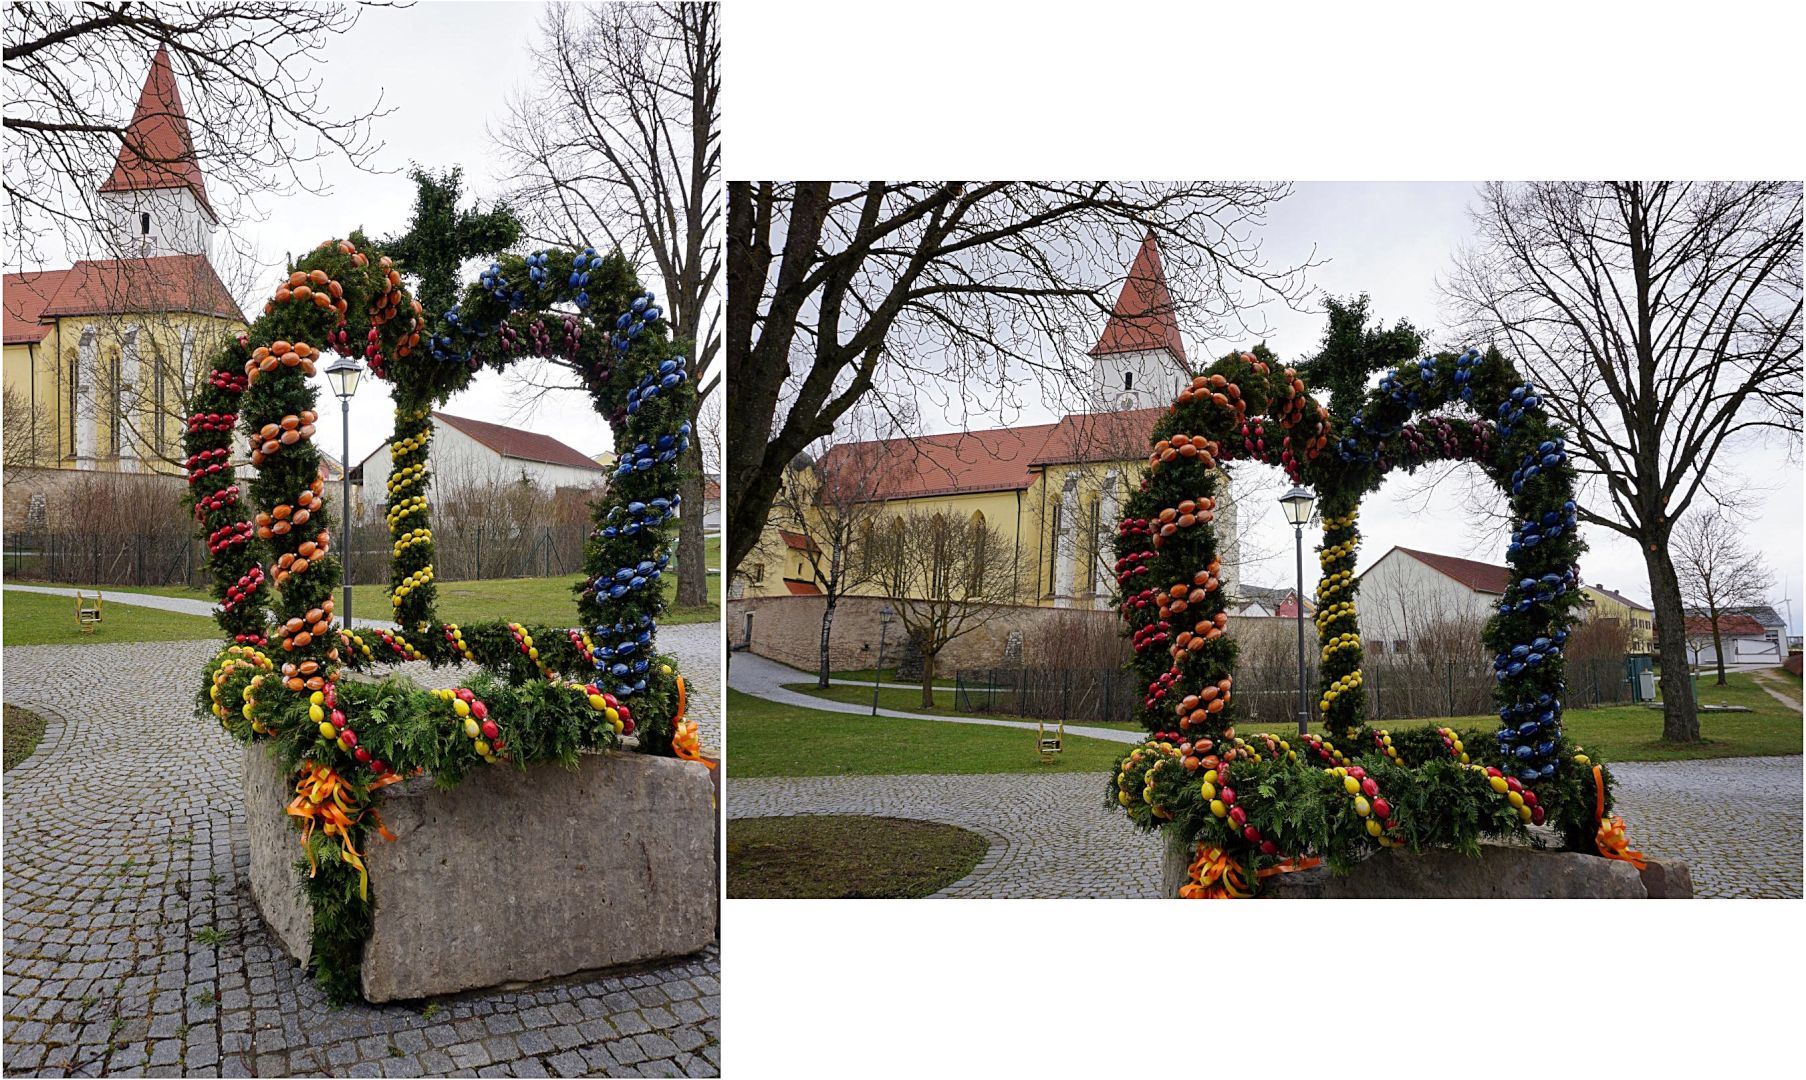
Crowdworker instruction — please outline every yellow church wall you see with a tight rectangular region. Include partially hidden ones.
[4,312,242,473]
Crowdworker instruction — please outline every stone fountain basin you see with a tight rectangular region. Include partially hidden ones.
[244,743,718,1002]
[1158,829,1691,899]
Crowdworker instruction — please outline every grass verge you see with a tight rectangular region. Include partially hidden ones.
[2,590,219,645]
[726,689,1129,777]
[4,704,49,770]
[726,815,987,898]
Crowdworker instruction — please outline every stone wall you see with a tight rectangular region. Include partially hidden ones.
[727,594,1122,675]
[245,743,718,1002]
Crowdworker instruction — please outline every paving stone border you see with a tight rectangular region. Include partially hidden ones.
[3,633,721,1077]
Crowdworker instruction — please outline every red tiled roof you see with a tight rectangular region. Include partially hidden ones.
[19,256,244,323]
[1384,546,1514,595]
[1683,614,1767,638]
[782,579,822,596]
[432,412,608,472]
[3,269,70,343]
[779,529,819,553]
[99,47,216,219]
[1089,231,1187,362]
[1029,407,1165,466]
[814,421,1064,501]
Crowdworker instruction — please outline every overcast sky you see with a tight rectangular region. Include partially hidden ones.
[23,3,638,468]
[916,181,1805,631]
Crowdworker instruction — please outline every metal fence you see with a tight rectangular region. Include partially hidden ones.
[3,523,593,589]
[3,529,202,587]
[954,653,1637,727]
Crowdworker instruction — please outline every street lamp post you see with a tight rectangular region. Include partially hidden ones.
[324,354,364,628]
[1279,485,1317,736]
[873,605,895,716]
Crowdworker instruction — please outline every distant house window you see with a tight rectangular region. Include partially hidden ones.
[1047,502,1062,593]
[1367,639,1385,654]
[748,564,764,584]
[140,212,151,235]
[1123,371,1133,390]
[1393,639,1408,654]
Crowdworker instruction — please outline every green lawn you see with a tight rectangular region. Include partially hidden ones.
[4,704,49,770]
[1356,669,1801,762]
[823,665,958,688]
[21,556,721,629]
[727,689,1129,777]
[1,590,219,645]
[727,815,987,898]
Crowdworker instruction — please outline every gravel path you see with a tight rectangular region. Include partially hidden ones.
[2,633,722,1077]
[729,756,1801,900]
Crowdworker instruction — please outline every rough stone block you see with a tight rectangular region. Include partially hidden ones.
[244,745,314,965]
[1638,858,1695,899]
[244,744,718,1001]
[1160,829,1684,898]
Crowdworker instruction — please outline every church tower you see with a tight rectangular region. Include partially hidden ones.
[96,46,218,258]
[1088,231,1189,411]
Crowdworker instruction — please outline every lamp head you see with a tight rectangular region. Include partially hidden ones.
[324,354,364,400]
[1279,485,1316,527]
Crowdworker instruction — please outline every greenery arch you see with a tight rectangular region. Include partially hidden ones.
[1110,346,1644,897]
[184,234,702,998]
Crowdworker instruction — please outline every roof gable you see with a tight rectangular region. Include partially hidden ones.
[432,412,608,473]
[1383,546,1514,595]
[1028,407,1165,467]
[1088,231,1187,362]
[1587,584,1653,612]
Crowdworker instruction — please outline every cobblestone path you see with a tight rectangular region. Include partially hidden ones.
[729,756,1800,900]
[3,636,721,1077]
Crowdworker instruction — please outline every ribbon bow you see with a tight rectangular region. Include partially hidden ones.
[285,762,400,901]
[1180,844,1252,899]
[1592,764,1647,871]
[670,677,716,770]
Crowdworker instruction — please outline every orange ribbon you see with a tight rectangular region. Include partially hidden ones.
[1592,764,1647,871]
[670,676,716,770]
[1179,844,1253,899]
[285,762,400,901]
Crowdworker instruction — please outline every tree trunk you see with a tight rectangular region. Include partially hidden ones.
[674,433,707,608]
[1645,541,1701,742]
[817,600,836,689]
[920,651,937,709]
[1708,605,1728,686]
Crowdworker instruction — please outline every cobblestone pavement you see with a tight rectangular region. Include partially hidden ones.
[729,756,1802,900]
[728,772,1163,898]
[3,637,721,1077]
[1606,756,1801,898]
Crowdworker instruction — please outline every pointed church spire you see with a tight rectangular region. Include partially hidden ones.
[99,46,216,220]
[1088,230,1186,362]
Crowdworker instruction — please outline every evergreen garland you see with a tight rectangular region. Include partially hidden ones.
[1109,343,1632,897]
[183,232,702,1000]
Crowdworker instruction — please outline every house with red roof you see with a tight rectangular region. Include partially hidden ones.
[1355,546,1515,654]
[1678,612,1782,668]
[731,232,1245,611]
[354,411,609,522]
[4,47,243,474]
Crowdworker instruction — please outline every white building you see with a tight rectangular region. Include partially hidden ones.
[358,411,608,516]
[1356,546,1508,655]
[1089,230,1195,411]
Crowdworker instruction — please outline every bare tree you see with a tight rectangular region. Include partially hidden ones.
[1672,510,1777,685]
[869,507,1019,708]
[1445,181,1803,742]
[724,181,1314,582]
[4,1,393,267]
[4,384,50,472]
[496,1,720,610]
[770,433,888,687]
